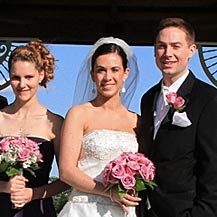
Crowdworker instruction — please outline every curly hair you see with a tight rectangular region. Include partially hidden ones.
[8,40,55,88]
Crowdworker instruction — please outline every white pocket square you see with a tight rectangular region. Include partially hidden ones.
[172,111,192,127]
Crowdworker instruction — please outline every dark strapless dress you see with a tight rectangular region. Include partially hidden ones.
[0,137,57,217]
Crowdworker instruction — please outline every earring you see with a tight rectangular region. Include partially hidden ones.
[92,83,96,94]
[92,88,96,94]
[121,80,126,93]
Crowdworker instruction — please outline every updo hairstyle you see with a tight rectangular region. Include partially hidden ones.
[8,40,55,87]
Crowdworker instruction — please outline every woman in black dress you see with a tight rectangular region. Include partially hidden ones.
[0,41,68,217]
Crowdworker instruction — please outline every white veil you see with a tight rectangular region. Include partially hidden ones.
[72,37,140,110]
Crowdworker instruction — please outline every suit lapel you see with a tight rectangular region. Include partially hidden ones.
[177,71,195,98]
[150,82,161,139]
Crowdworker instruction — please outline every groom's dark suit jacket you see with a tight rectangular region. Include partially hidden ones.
[137,72,217,217]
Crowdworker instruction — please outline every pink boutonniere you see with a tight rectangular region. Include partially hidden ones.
[166,92,192,127]
[166,92,186,112]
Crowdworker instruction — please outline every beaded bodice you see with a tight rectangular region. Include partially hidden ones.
[78,129,138,182]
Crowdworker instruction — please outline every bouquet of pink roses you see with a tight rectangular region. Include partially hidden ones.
[0,136,43,177]
[103,152,157,198]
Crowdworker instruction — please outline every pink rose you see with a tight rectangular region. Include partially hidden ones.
[34,150,43,162]
[126,152,141,162]
[173,96,185,109]
[166,92,177,104]
[103,163,119,186]
[127,161,140,172]
[135,152,145,157]
[10,137,23,147]
[114,155,127,166]
[139,162,155,181]
[111,164,126,179]
[121,174,136,190]
[137,156,151,165]
[0,138,10,152]
[166,92,186,112]
[103,170,119,186]
[18,148,30,161]
[125,165,136,176]
[26,139,39,151]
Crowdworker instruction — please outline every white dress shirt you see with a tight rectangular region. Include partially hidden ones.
[153,71,189,139]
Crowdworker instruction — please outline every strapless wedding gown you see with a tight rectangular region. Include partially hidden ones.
[58,129,138,217]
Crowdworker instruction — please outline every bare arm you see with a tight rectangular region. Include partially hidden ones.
[0,180,10,193]
[58,106,141,212]
[59,106,107,196]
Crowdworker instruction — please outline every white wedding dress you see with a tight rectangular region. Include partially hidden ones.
[58,129,138,217]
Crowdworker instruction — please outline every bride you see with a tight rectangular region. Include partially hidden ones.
[58,37,141,217]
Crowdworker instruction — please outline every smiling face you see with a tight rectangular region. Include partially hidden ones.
[154,26,196,86]
[10,60,44,102]
[91,52,129,99]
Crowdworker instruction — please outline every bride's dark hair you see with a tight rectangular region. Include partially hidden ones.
[72,37,140,111]
[91,43,128,70]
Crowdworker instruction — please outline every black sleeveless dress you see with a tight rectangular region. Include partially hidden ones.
[0,137,57,217]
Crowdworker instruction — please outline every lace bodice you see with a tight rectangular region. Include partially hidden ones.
[78,129,138,182]
[58,129,138,217]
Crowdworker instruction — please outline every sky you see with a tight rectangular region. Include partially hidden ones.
[1,43,216,177]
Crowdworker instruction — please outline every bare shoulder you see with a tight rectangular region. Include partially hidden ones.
[63,102,93,135]
[65,102,92,120]
[127,110,139,124]
[47,109,63,119]
[46,109,64,127]
[46,110,64,140]
[0,106,14,121]
[0,110,6,124]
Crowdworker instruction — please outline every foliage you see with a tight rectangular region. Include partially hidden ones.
[50,176,72,214]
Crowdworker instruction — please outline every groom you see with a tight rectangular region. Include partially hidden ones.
[137,17,217,217]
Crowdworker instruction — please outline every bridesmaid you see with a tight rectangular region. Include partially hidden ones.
[0,40,69,217]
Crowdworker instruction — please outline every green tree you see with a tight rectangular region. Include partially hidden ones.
[49,176,72,214]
